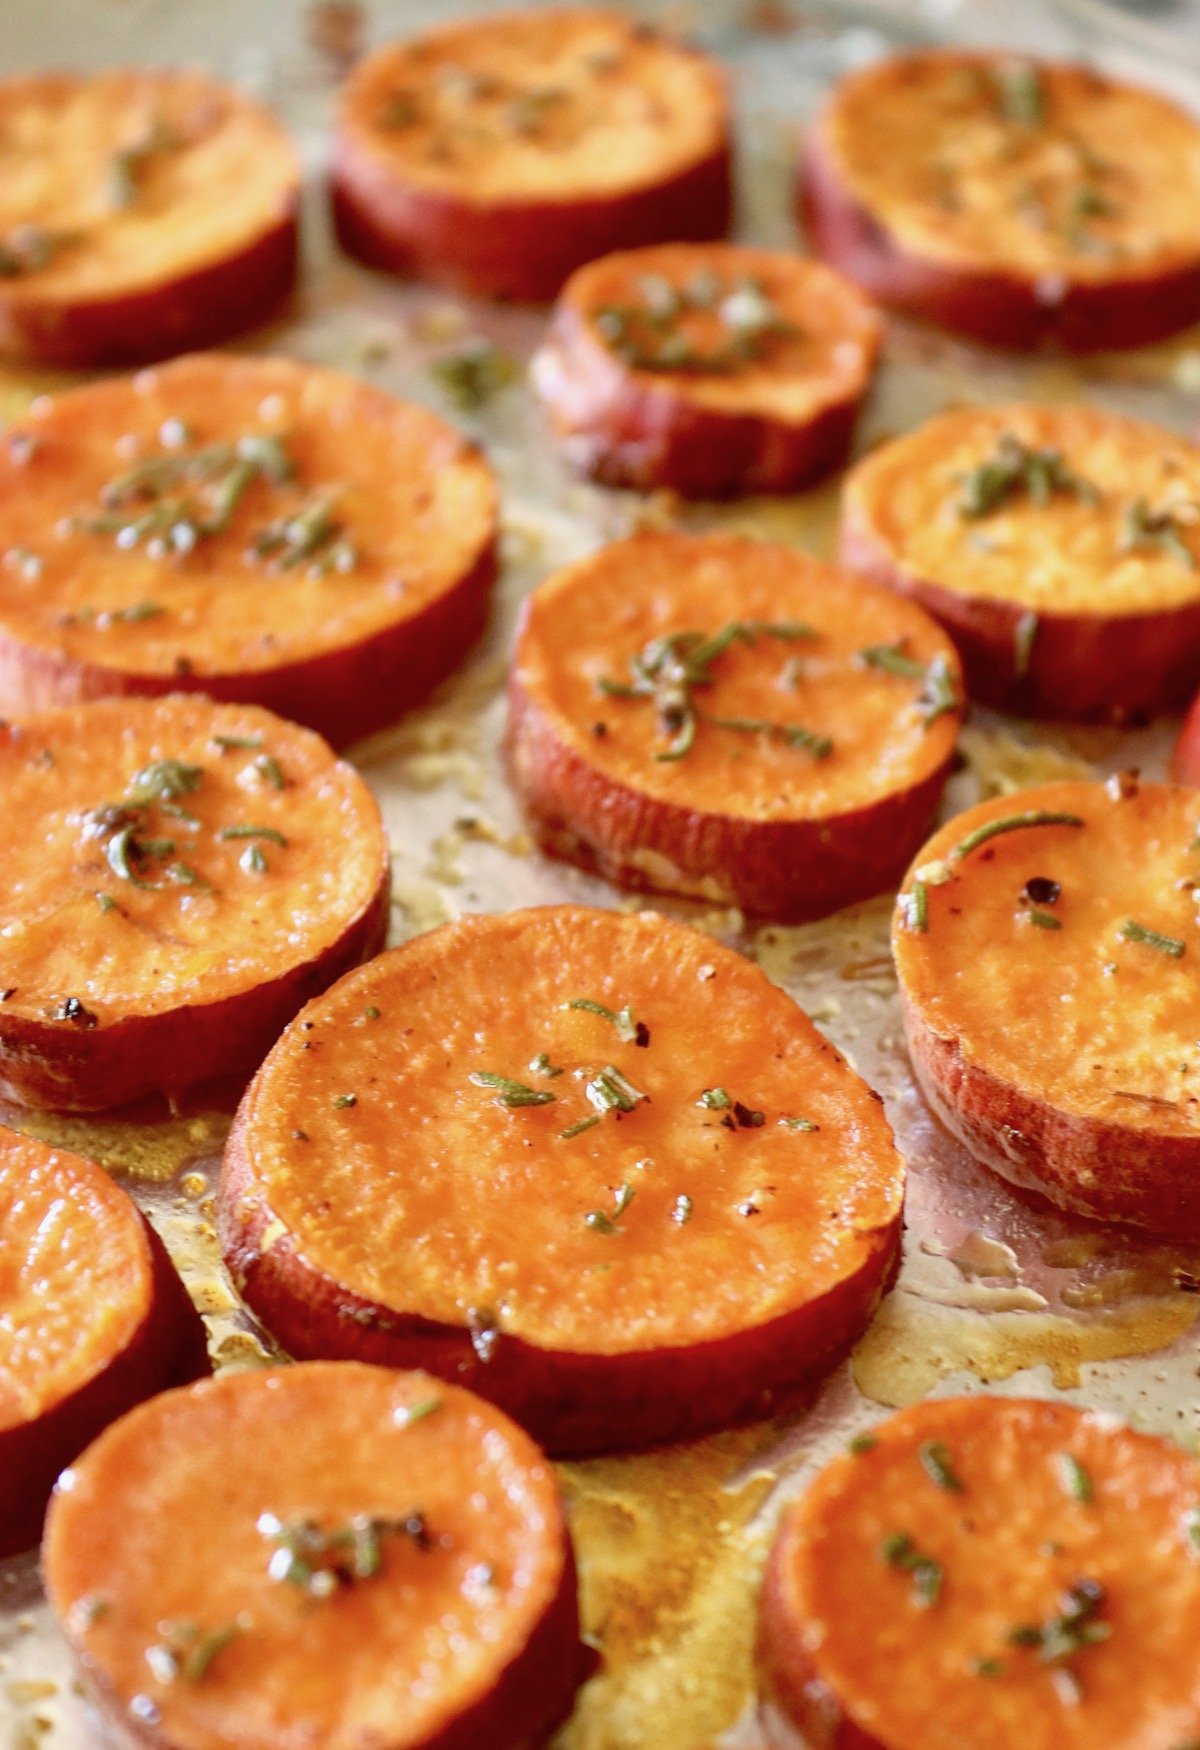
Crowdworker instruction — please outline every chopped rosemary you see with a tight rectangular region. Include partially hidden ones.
[779,1116,819,1131]
[565,997,647,1045]
[253,754,286,790]
[584,1065,648,1115]
[217,825,289,846]
[125,759,203,805]
[560,1114,602,1140]
[1057,1453,1093,1503]
[972,1656,1006,1678]
[858,643,961,726]
[75,432,296,559]
[955,433,1096,519]
[1119,499,1196,570]
[880,1532,943,1608]
[592,270,798,373]
[951,810,1085,862]
[1027,909,1062,930]
[585,1180,634,1234]
[1007,1578,1111,1663]
[1120,919,1185,958]
[529,1050,563,1078]
[991,59,1046,127]
[333,1093,357,1109]
[258,1510,429,1597]
[848,1433,878,1455]
[1014,610,1039,678]
[899,877,930,933]
[146,1619,244,1685]
[918,1440,964,1493]
[470,1070,556,1109]
[210,734,264,753]
[396,1395,441,1427]
[429,340,518,411]
[597,621,825,763]
[699,1087,732,1109]
[250,488,356,576]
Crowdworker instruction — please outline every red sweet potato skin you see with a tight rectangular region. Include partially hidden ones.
[839,506,1200,724]
[0,1216,207,1560]
[220,1109,901,1456]
[332,138,731,303]
[506,673,953,922]
[0,213,298,370]
[800,132,1200,352]
[533,306,862,497]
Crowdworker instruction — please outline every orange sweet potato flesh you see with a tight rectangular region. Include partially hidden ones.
[841,405,1200,723]
[801,50,1200,351]
[332,7,731,301]
[0,694,389,1111]
[759,1395,1200,1750]
[0,1124,207,1558]
[43,1362,581,1750]
[532,242,882,496]
[893,779,1200,1237]
[508,532,962,920]
[0,354,498,746]
[220,906,905,1455]
[0,71,298,367]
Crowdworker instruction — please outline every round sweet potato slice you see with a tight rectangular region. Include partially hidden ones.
[531,241,882,496]
[219,906,905,1455]
[43,1362,581,1750]
[841,405,1200,723]
[801,49,1200,351]
[759,1395,1200,1750]
[507,531,963,920]
[892,778,1200,1237]
[0,1123,207,1559]
[0,353,498,746]
[0,693,389,1112]
[0,70,298,367]
[331,7,731,301]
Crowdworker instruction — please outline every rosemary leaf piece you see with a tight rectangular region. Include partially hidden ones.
[698,1087,732,1109]
[217,825,288,846]
[955,432,1096,519]
[396,1396,441,1428]
[880,1531,943,1608]
[899,877,929,933]
[529,1050,563,1078]
[470,1070,557,1109]
[1119,919,1185,958]
[991,59,1046,127]
[1007,1577,1110,1663]
[1057,1453,1094,1503]
[1027,909,1062,931]
[429,339,518,411]
[1119,499,1196,571]
[859,643,962,727]
[585,1180,635,1234]
[918,1440,964,1493]
[560,1114,602,1140]
[951,810,1085,862]
[585,1065,648,1115]
[565,997,645,1044]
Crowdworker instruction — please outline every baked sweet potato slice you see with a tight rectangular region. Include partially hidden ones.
[801,49,1200,351]
[43,1362,581,1750]
[332,7,731,301]
[0,70,298,367]
[219,906,904,1455]
[0,694,389,1111]
[532,241,882,496]
[841,405,1200,722]
[0,353,498,746]
[0,1124,207,1559]
[759,1395,1200,1750]
[507,531,963,920]
[893,778,1200,1237]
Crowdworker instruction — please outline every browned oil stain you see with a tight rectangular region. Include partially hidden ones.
[853,1292,1199,1406]
[553,1427,776,1750]
[0,1106,231,1185]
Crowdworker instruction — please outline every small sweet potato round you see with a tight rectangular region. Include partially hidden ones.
[893,778,1200,1238]
[759,1395,1200,1750]
[508,531,962,920]
[219,906,905,1455]
[0,694,389,1112]
[801,49,1200,351]
[0,354,498,748]
[0,70,299,367]
[332,7,731,301]
[43,1362,581,1750]
[841,404,1200,722]
[0,1123,207,1558]
[531,241,882,496]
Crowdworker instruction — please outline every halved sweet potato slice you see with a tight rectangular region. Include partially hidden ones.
[43,1362,581,1750]
[0,1123,207,1558]
[893,778,1200,1237]
[801,49,1200,351]
[219,906,905,1455]
[332,7,731,301]
[507,531,963,920]
[0,353,498,746]
[760,1395,1200,1750]
[0,70,298,367]
[841,404,1200,722]
[0,693,389,1111]
[531,241,882,496]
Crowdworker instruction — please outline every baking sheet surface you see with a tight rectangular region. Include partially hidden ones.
[2,3,1200,1745]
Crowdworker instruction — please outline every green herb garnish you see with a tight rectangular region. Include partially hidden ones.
[585,1065,648,1115]
[333,1093,357,1109]
[429,340,518,411]
[529,1050,563,1078]
[951,810,1085,862]
[1057,1454,1093,1503]
[560,1114,602,1140]
[1008,1577,1110,1662]
[858,643,961,727]
[218,824,288,845]
[699,1087,732,1109]
[849,1433,878,1455]
[470,1071,556,1109]
[1027,909,1062,931]
[565,997,647,1045]
[880,1532,943,1608]
[594,271,798,374]
[918,1440,964,1493]
[991,59,1046,127]
[956,432,1096,519]
[1119,499,1196,571]
[585,1180,635,1234]
[1120,919,1185,958]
